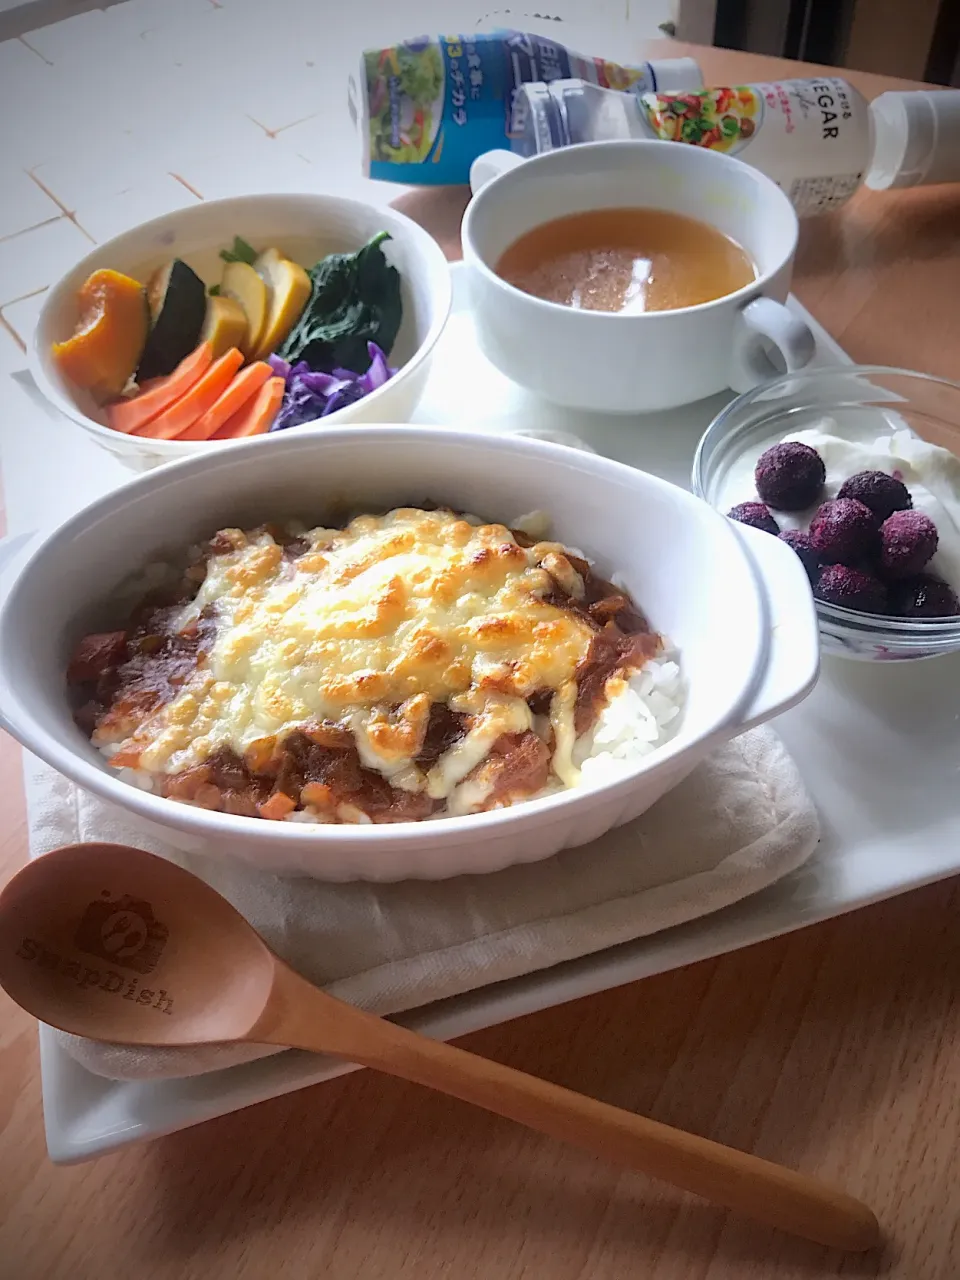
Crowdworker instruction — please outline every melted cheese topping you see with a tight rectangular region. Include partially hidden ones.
[118,509,599,800]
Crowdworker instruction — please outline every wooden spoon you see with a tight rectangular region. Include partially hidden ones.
[0,843,879,1252]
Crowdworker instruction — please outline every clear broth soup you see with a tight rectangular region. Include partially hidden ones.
[495,207,756,313]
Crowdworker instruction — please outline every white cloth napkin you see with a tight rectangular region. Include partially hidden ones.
[23,727,818,1081]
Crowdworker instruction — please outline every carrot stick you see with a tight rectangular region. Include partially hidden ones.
[132,348,243,440]
[211,375,284,440]
[106,343,213,434]
[175,361,272,441]
[300,781,333,809]
[258,791,296,820]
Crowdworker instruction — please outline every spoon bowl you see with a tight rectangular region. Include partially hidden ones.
[0,843,276,1045]
[0,843,880,1252]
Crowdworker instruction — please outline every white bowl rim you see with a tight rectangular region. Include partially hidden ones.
[0,425,763,848]
[28,192,453,453]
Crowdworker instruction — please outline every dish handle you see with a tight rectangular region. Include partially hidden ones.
[730,521,821,733]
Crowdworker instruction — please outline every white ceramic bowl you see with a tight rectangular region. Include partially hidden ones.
[462,141,814,414]
[30,194,452,472]
[0,427,819,881]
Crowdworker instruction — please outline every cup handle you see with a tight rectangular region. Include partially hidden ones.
[729,297,816,393]
[469,149,524,195]
[728,522,820,733]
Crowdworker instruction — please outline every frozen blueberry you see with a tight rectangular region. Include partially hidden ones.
[727,502,780,535]
[837,470,912,522]
[777,529,821,582]
[815,564,888,614]
[880,510,938,579]
[809,498,878,564]
[754,442,826,512]
[889,573,959,618]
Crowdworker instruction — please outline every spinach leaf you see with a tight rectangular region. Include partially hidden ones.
[277,231,402,374]
[219,236,258,265]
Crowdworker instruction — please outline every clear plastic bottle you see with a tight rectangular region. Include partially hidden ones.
[514,78,960,216]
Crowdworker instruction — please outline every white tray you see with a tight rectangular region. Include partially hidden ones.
[4,265,959,1162]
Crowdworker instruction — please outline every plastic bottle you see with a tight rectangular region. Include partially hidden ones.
[514,78,960,216]
[354,31,702,185]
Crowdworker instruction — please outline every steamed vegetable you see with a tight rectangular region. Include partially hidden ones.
[219,236,258,265]
[52,269,149,401]
[268,342,395,431]
[177,361,273,441]
[221,261,268,356]
[107,342,214,434]
[58,228,404,440]
[132,347,243,439]
[211,375,284,439]
[137,258,206,381]
[250,249,312,361]
[277,231,401,374]
[199,294,248,360]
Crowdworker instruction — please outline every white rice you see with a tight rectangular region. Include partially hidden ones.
[511,509,552,540]
[573,652,683,788]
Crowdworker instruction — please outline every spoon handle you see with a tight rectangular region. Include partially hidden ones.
[265,975,879,1252]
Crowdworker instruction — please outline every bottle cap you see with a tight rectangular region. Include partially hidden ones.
[510,81,570,158]
[647,57,703,93]
[866,89,960,190]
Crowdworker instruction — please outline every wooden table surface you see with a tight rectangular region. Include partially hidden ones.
[2,41,960,1280]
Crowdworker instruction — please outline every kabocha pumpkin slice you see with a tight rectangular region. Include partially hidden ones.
[132,347,243,440]
[199,294,248,360]
[107,342,213,434]
[221,261,268,357]
[250,249,311,360]
[176,361,272,441]
[136,259,206,381]
[211,375,284,439]
[52,269,148,401]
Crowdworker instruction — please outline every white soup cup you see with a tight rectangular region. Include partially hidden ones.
[462,140,815,413]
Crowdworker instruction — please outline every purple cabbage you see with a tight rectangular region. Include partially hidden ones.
[268,342,396,432]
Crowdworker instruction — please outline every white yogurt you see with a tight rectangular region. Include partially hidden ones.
[718,417,960,589]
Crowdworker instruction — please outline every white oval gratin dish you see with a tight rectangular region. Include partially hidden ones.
[0,427,818,880]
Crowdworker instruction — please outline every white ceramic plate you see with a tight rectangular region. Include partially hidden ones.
[5,266,960,1161]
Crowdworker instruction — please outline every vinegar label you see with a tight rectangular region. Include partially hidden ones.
[787,173,865,216]
[636,78,871,196]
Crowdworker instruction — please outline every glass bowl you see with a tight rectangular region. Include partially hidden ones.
[692,366,960,661]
